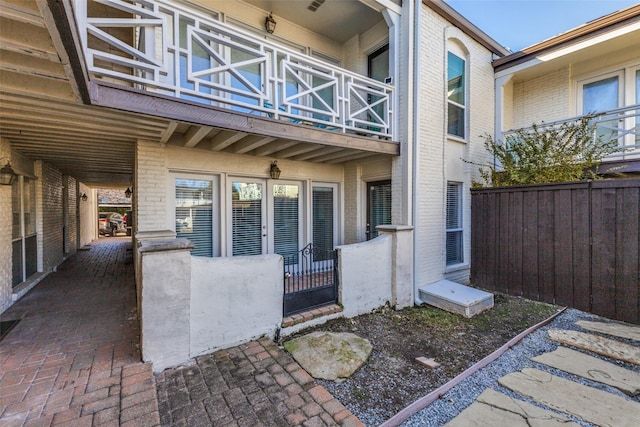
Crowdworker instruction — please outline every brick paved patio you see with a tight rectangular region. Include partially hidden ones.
[1,237,364,427]
[0,237,160,427]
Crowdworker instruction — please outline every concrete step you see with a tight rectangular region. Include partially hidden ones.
[418,279,493,318]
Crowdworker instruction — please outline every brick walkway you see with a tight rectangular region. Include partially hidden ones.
[156,339,363,427]
[1,237,364,427]
[0,237,160,427]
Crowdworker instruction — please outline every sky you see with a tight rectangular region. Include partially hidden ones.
[444,0,640,52]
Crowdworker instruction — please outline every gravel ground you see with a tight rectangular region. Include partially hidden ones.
[401,308,640,427]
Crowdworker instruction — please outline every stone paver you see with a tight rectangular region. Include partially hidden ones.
[548,329,640,365]
[498,367,640,427]
[0,238,160,427]
[575,320,640,341]
[445,389,580,426]
[156,338,364,427]
[532,346,640,396]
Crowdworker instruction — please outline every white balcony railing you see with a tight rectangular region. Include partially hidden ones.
[74,0,394,139]
[503,104,640,161]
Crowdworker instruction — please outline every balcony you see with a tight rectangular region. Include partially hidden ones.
[74,0,394,140]
[503,105,640,167]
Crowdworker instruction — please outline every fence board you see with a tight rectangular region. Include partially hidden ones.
[522,190,539,301]
[616,187,639,323]
[571,188,591,312]
[591,188,617,319]
[538,190,556,304]
[554,189,574,306]
[509,191,524,296]
[471,179,640,324]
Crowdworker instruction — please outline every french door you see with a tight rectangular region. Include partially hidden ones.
[367,180,391,240]
[230,179,302,258]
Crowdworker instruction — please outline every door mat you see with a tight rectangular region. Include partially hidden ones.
[0,319,20,342]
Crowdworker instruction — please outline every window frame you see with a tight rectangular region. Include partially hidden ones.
[446,49,468,142]
[445,181,464,267]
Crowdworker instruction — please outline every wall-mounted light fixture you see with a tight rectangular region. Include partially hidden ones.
[125,187,133,198]
[269,161,281,179]
[81,193,88,202]
[265,12,276,34]
[0,157,17,186]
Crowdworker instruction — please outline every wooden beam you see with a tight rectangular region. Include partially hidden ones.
[254,140,296,156]
[159,121,178,145]
[272,143,319,158]
[291,146,343,161]
[183,125,212,148]
[210,130,247,151]
[0,0,46,28]
[0,51,68,81]
[326,151,378,164]
[232,135,276,154]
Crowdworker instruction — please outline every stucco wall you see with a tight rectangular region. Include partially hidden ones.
[338,234,393,317]
[190,254,282,356]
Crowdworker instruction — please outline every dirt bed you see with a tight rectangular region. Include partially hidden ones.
[283,293,560,426]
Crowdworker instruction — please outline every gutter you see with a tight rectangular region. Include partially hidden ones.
[380,306,568,427]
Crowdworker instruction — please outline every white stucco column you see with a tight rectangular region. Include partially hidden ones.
[138,238,194,372]
[377,225,414,309]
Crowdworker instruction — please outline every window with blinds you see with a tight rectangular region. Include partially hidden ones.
[313,186,334,259]
[367,180,391,240]
[446,182,463,265]
[273,184,299,259]
[175,178,215,257]
[232,182,263,256]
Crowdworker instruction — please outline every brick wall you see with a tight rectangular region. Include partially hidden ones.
[414,6,497,286]
[512,67,571,129]
[41,162,64,272]
[0,138,12,312]
[135,140,168,232]
[342,163,360,244]
[65,176,77,255]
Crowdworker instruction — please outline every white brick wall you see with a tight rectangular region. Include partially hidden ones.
[342,163,360,244]
[414,6,497,286]
[512,67,571,129]
[0,138,12,312]
[135,140,168,232]
[65,176,77,255]
[41,162,64,272]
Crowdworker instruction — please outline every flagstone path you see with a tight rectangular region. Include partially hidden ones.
[446,320,640,426]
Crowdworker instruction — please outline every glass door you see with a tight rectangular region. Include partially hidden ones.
[270,182,302,259]
[367,180,391,240]
[231,180,267,256]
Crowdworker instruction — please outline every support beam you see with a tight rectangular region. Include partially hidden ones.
[254,140,297,156]
[232,135,276,154]
[159,121,178,145]
[210,130,247,151]
[271,143,319,158]
[183,125,212,148]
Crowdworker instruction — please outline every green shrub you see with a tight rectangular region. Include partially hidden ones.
[475,116,618,187]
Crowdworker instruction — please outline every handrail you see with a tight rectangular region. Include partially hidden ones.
[503,104,640,161]
[74,0,394,139]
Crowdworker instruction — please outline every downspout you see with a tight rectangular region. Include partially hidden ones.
[413,0,422,305]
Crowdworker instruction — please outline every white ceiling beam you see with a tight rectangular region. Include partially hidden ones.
[232,135,276,154]
[183,125,212,148]
[210,130,247,151]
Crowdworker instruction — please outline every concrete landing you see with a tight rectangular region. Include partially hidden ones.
[418,280,493,318]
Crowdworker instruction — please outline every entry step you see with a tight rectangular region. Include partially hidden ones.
[418,280,493,318]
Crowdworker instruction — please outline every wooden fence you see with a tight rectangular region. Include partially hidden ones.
[471,178,640,324]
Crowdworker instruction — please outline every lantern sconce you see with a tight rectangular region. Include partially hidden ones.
[265,12,276,34]
[269,161,281,179]
[0,157,17,186]
[125,187,133,198]
[81,193,88,202]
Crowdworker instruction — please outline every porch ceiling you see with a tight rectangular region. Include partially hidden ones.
[243,0,385,43]
[0,0,397,189]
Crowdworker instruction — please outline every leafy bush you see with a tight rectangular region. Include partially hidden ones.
[475,116,618,187]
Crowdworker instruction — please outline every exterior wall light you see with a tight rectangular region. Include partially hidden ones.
[125,187,133,198]
[81,193,88,201]
[270,161,281,179]
[265,12,276,34]
[0,158,17,185]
